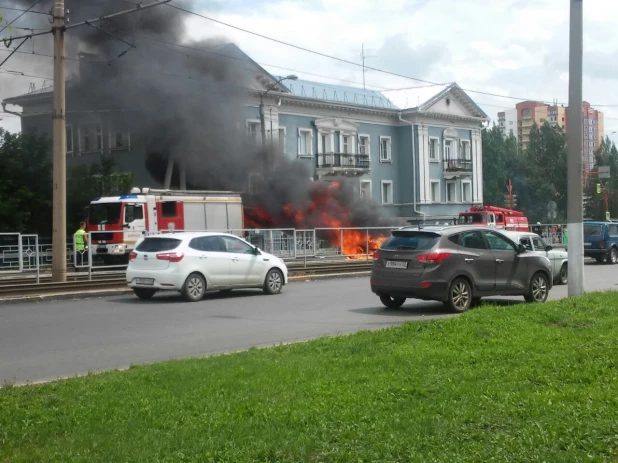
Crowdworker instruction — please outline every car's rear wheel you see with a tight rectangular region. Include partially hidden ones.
[182,273,206,302]
[606,247,618,264]
[445,277,472,313]
[524,272,549,303]
[263,269,283,295]
[379,295,406,309]
[133,288,156,300]
[558,264,568,285]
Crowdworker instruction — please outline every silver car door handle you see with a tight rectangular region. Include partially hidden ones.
[464,258,474,263]
[231,257,239,261]
[199,255,208,259]
[496,259,504,263]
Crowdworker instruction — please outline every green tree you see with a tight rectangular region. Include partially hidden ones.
[0,129,53,234]
[522,122,568,223]
[482,125,511,206]
[584,137,618,220]
[66,155,134,229]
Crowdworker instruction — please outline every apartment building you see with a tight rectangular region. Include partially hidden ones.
[497,109,517,141]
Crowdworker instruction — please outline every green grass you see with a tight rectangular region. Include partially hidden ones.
[3,293,618,462]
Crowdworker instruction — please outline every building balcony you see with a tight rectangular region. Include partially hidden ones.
[316,153,371,177]
[443,158,472,177]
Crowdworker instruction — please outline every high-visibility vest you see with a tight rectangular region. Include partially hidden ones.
[75,229,86,251]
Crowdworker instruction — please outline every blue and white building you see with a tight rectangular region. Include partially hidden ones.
[3,44,489,221]
[250,73,488,219]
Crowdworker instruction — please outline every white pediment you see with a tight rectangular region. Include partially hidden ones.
[314,117,359,133]
[443,127,458,139]
[423,86,486,119]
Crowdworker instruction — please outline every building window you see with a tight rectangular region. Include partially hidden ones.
[342,135,350,154]
[109,129,131,151]
[66,125,74,155]
[277,127,286,154]
[298,129,313,157]
[461,140,471,160]
[79,123,103,154]
[446,181,456,203]
[462,181,472,203]
[360,180,372,199]
[381,180,393,204]
[429,138,439,161]
[444,139,457,160]
[380,137,392,162]
[522,108,530,117]
[318,132,332,154]
[247,120,261,144]
[358,135,370,156]
[430,180,440,203]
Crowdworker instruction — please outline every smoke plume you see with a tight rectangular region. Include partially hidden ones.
[4,0,402,228]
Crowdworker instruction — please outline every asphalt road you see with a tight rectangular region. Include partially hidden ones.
[1,262,617,385]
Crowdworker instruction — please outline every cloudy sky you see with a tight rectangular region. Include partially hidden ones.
[2,0,618,144]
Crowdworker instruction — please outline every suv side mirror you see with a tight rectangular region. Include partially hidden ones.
[545,245,553,252]
[517,244,526,254]
[253,247,262,255]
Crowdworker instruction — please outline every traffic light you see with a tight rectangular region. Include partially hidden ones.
[597,183,602,194]
[512,195,517,209]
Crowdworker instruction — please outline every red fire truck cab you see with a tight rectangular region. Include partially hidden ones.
[86,187,243,263]
[457,205,530,231]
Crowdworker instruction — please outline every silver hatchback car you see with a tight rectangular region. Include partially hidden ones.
[370,225,553,312]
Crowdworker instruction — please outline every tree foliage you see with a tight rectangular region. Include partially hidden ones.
[0,130,133,235]
[0,129,53,234]
[67,156,134,228]
[482,122,570,223]
[584,137,618,220]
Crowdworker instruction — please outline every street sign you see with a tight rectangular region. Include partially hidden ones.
[599,165,610,179]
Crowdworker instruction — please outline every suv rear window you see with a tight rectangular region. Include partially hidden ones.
[584,225,603,237]
[381,231,439,251]
[135,237,181,252]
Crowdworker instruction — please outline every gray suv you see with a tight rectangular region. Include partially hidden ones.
[370,225,553,312]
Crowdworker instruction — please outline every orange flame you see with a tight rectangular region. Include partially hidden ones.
[243,181,388,258]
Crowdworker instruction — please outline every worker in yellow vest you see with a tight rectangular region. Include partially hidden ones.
[74,221,88,269]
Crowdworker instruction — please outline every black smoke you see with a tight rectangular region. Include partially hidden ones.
[4,0,401,227]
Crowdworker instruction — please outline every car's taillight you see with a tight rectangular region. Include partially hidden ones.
[129,251,137,261]
[156,252,184,262]
[373,250,380,260]
[599,241,605,248]
[416,252,451,264]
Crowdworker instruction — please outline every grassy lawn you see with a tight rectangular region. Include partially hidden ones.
[2,293,618,462]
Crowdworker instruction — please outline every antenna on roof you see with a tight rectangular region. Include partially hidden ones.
[361,43,376,90]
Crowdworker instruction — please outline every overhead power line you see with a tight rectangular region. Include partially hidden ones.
[0,5,50,16]
[168,3,618,109]
[0,0,42,35]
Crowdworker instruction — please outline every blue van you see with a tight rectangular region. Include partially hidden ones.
[584,221,618,264]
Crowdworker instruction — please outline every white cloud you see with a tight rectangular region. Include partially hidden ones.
[2,0,618,143]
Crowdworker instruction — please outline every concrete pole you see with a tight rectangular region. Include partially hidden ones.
[567,0,584,297]
[51,0,67,282]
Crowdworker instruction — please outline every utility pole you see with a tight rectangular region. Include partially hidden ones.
[51,0,67,282]
[567,0,584,297]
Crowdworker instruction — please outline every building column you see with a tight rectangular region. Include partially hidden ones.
[417,124,430,203]
[472,128,482,203]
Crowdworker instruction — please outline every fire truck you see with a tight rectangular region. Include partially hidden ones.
[457,205,530,231]
[86,187,244,262]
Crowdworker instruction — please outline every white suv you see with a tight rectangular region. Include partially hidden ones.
[126,232,288,302]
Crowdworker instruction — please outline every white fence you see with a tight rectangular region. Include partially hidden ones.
[1,223,571,280]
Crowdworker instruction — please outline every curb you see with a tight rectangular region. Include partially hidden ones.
[0,272,370,305]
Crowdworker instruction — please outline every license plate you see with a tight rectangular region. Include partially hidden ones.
[386,260,408,269]
[584,242,591,246]
[135,278,154,285]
